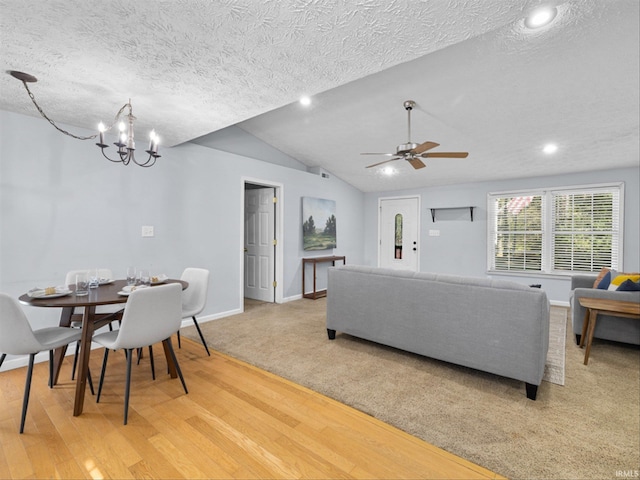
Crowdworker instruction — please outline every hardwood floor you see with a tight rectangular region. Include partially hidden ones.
[0,337,504,479]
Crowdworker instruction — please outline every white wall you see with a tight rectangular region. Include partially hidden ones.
[363,167,640,303]
[0,111,364,346]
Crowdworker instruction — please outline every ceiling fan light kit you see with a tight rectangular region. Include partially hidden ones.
[362,100,469,171]
[8,70,161,167]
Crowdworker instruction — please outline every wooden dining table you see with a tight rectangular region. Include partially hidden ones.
[19,279,188,416]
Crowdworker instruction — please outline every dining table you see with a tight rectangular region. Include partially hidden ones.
[19,278,188,416]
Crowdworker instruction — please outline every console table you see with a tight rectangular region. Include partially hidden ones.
[578,297,640,365]
[302,255,346,299]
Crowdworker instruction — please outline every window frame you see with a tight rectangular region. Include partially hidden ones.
[487,182,624,276]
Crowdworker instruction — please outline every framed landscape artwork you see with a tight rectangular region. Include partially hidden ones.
[302,197,337,251]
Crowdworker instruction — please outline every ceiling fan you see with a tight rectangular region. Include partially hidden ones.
[361,100,469,170]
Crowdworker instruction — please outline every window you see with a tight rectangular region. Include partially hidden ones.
[488,183,623,274]
[395,213,403,259]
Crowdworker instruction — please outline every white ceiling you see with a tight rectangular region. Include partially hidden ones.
[1,1,638,192]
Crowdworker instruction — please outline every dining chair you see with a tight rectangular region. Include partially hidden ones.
[177,267,210,356]
[64,269,123,381]
[0,292,83,433]
[93,282,188,425]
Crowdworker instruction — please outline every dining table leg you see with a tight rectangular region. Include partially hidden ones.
[52,307,74,385]
[162,338,178,379]
[73,305,96,416]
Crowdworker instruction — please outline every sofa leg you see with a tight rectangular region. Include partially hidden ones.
[575,334,582,345]
[327,329,336,340]
[525,383,538,400]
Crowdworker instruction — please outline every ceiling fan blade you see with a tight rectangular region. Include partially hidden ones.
[411,141,440,155]
[360,152,396,156]
[366,157,402,168]
[408,158,426,169]
[422,152,469,158]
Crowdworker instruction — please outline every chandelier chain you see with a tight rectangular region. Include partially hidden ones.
[21,80,128,141]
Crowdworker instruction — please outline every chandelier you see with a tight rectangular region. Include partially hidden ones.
[9,70,161,167]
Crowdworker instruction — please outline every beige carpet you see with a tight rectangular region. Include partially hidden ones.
[182,298,639,480]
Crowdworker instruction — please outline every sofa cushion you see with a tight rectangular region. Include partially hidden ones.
[596,270,614,289]
[617,279,640,291]
[608,274,640,291]
[593,267,611,288]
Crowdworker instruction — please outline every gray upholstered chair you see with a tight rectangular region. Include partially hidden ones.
[92,283,188,425]
[0,292,83,433]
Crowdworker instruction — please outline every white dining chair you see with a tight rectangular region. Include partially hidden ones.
[0,292,83,433]
[64,269,123,381]
[92,283,188,425]
[177,267,210,356]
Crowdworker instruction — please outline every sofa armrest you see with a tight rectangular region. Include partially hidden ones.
[571,274,598,290]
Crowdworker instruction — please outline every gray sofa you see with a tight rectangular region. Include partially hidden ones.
[570,274,640,346]
[326,265,550,400]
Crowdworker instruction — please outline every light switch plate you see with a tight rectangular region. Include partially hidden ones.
[141,226,154,237]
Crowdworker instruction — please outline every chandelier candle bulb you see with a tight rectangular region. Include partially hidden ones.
[98,123,105,145]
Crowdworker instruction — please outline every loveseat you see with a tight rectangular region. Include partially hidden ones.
[326,265,550,400]
[570,274,640,346]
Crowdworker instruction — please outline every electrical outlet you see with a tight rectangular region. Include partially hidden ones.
[141,226,154,237]
[429,229,440,237]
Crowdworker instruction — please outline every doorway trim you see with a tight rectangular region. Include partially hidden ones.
[377,194,421,271]
[240,177,284,310]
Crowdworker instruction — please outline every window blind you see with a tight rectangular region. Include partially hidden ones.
[551,188,620,272]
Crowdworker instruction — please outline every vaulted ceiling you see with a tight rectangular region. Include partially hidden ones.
[1,1,638,192]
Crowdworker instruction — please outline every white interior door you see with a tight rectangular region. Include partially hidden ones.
[244,187,275,301]
[379,196,420,271]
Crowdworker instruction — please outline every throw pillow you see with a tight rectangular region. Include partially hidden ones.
[608,274,640,291]
[596,270,613,289]
[617,279,640,291]
[592,267,610,288]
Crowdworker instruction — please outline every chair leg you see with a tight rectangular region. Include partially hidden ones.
[20,353,36,434]
[177,330,181,349]
[48,350,54,388]
[148,345,155,380]
[124,349,133,425]
[192,317,210,356]
[136,347,143,364]
[87,368,95,396]
[135,346,156,379]
[97,349,110,403]
[71,341,80,380]
[165,338,188,394]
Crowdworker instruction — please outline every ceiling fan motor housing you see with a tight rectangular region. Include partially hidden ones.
[397,142,418,154]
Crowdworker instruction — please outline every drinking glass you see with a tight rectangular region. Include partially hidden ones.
[126,266,137,286]
[88,268,99,288]
[75,273,89,296]
[138,269,151,287]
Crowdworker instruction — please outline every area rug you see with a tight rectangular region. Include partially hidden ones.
[543,305,566,385]
[182,299,639,480]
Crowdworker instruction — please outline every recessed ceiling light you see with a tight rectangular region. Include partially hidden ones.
[299,96,311,106]
[543,143,558,154]
[382,166,396,176]
[525,6,557,29]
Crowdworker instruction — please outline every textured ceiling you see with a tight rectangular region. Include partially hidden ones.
[1,0,638,192]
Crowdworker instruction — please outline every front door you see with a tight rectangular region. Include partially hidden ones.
[244,187,275,302]
[379,196,420,271]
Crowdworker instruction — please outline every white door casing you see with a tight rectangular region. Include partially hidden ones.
[379,196,420,271]
[244,187,275,302]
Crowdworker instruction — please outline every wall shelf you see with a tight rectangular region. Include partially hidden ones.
[429,206,475,222]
